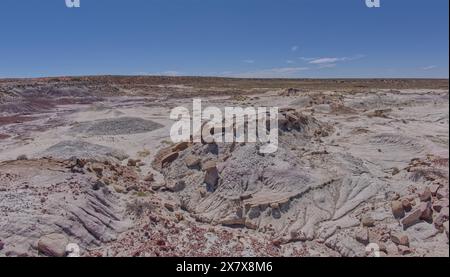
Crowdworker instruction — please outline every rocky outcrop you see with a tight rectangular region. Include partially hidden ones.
[0,158,131,256]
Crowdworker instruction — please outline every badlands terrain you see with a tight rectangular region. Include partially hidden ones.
[0,76,448,257]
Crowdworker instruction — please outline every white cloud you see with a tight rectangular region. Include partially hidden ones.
[309,57,344,64]
[232,67,309,78]
[318,63,337,69]
[243,59,255,64]
[308,54,365,68]
[136,70,182,76]
[422,65,437,70]
[286,60,295,64]
[299,57,316,62]
[291,45,299,52]
[309,58,343,64]
[161,70,181,76]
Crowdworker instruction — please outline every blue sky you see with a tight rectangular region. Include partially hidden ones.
[0,0,448,78]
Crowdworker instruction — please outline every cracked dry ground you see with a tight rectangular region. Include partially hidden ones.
[0,79,448,257]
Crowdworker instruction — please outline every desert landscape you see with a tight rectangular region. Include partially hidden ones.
[0,76,448,257]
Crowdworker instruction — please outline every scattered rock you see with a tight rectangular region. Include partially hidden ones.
[386,192,400,201]
[127,159,138,167]
[202,161,219,188]
[278,88,302,97]
[66,243,80,257]
[202,160,217,171]
[355,228,369,245]
[401,199,412,212]
[184,155,201,168]
[419,202,433,222]
[361,216,375,227]
[92,165,103,176]
[270,203,280,210]
[391,167,400,176]
[391,200,405,218]
[44,141,129,161]
[37,233,69,257]
[161,152,179,167]
[398,245,412,255]
[434,213,448,229]
[401,209,422,230]
[385,243,399,256]
[164,202,178,212]
[419,187,432,202]
[144,173,154,182]
[172,142,189,152]
[113,185,126,194]
[204,166,219,188]
[0,240,4,251]
[167,180,185,192]
[151,183,164,191]
[391,233,409,246]
[92,180,106,191]
[76,158,87,168]
[16,154,28,161]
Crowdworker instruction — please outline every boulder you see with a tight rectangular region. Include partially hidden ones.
[419,202,433,222]
[391,200,405,218]
[204,166,219,188]
[419,187,432,202]
[91,165,104,176]
[434,212,449,229]
[401,209,422,230]
[37,233,69,257]
[361,216,375,227]
[113,185,126,193]
[144,173,154,182]
[355,228,369,245]
[161,152,179,167]
[398,245,411,255]
[385,243,399,256]
[202,161,220,188]
[202,160,217,171]
[401,199,412,212]
[184,155,201,168]
[16,154,28,161]
[65,243,80,257]
[164,202,178,212]
[391,233,409,246]
[172,142,189,152]
[127,159,137,167]
[167,180,185,192]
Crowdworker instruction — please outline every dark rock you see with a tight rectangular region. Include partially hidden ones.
[37,233,68,257]
[391,200,405,218]
[419,187,432,202]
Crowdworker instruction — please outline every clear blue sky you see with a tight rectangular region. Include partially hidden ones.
[0,0,448,78]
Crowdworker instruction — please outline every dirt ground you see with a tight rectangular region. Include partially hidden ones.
[0,76,448,257]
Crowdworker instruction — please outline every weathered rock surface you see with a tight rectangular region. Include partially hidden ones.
[38,233,69,257]
[0,159,131,256]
